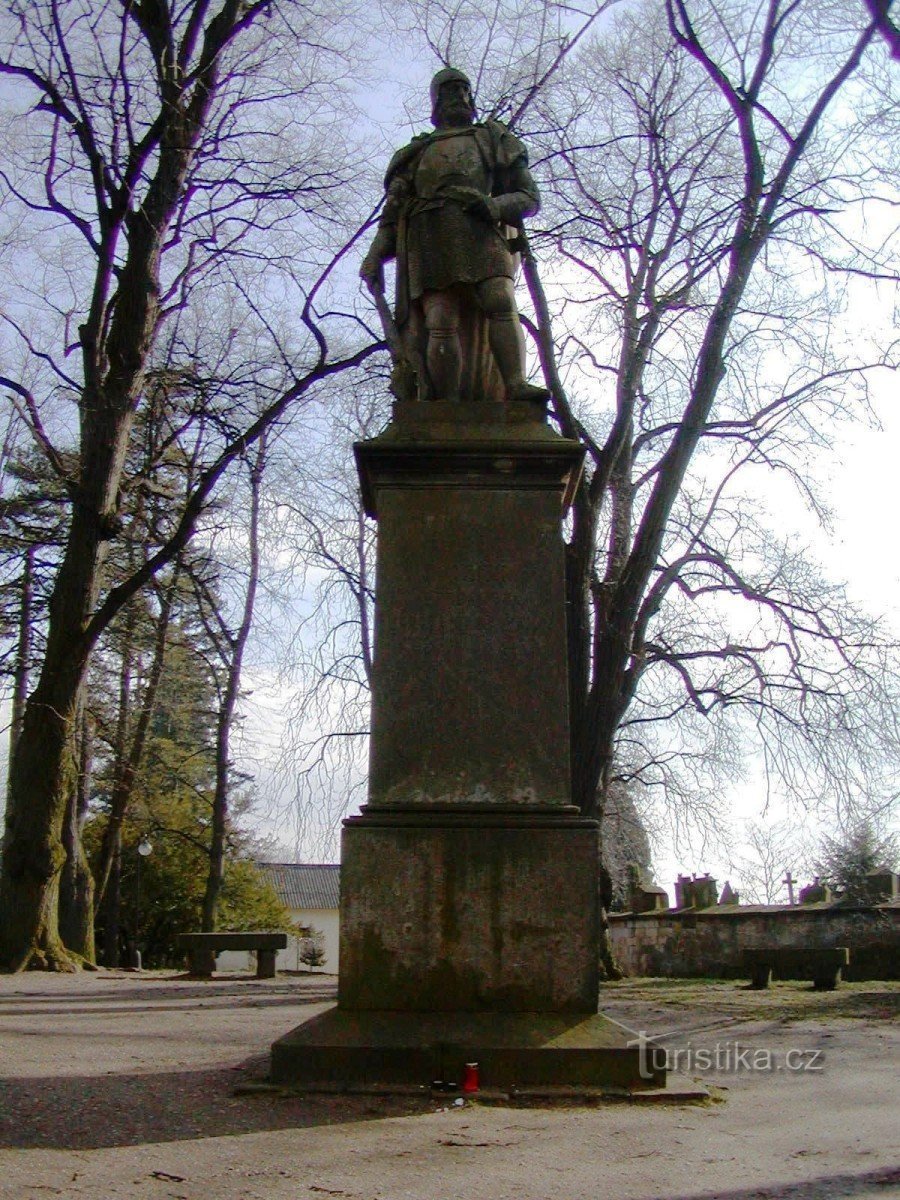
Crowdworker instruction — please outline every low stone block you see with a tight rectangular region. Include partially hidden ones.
[271,1007,664,1092]
[750,962,772,990]
[178,931,288,978]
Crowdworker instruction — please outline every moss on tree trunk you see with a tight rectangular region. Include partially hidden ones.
[0,694,79,972]
[0,512,102,972]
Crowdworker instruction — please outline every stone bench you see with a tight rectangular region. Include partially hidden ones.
[744,946,850,991]
[178,931,288,979]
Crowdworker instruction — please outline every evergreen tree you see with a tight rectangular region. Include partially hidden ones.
[88,632,290,966]
[815,820,898,903]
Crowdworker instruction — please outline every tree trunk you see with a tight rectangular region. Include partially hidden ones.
[201,441,265,931]
[93,613,134,914]
[0,689,79,971]
[6,544,34,811]
[596,770,623,982]
[59,706,96,963]
[99,835,122,968]
[200,721,229,932]
[0,509,107,971]
[0,0,303,972]
[94,579,175,911]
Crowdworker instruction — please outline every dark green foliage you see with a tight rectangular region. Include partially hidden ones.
[87,826,291,968]
[0,451,70,686]
[87,624,290,966]
[815,820,899,903]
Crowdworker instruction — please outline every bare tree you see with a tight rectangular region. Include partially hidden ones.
[380,0,617,114]
[197,435,267,930]
[277,3,900,875]
[0,1,379,970]
[238,1,900,882]
[519,1,900,829]
[731,818,810,905]
[256,0,620,860]
[264,378,385,860]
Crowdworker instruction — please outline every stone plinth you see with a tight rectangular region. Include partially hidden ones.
[270,400,655,1092]
[271,1008,664,1092]
[340,402,599,1014]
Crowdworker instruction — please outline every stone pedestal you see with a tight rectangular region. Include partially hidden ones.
[339,809,599,1012]
[340,401,598,1013]
[272,400,660,1093]
[357,402,580,814]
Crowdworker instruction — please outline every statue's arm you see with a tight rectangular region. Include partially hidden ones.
[491,157,540,225]
[361,138,428,289]
[360,175,406,289]
[463,122,540,227]
[461,157,539,228]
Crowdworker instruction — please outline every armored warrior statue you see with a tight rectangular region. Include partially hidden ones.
[360,67,549,406]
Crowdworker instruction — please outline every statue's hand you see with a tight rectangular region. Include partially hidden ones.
[465,194,501,224]
[360,252,384,293]
[443,186,500,224]
[442,185,479,203]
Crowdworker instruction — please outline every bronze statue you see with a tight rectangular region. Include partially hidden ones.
[361,67,549,406]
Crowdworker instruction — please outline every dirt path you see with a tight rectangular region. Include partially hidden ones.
[0,971,897,1199]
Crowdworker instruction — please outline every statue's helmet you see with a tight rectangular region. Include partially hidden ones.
[430,67,474,125]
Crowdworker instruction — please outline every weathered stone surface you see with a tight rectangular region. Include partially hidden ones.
[799,877,832,904]
[744,946,849,990]
[359,70,547,406]
[356,422,582,811]
[178,932,288,979]
[630,883,670,913]
[862,869,899,903]
[333,411,601,1017]
[674,874,718,909]
[271,1007,661,1091]
[270,399,619,1087]
[339,810,599,1012]
[609,905,900,980]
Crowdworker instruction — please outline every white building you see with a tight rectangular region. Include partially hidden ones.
[217,863,340,974]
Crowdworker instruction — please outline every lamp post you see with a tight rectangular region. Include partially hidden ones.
[133,836,153,970]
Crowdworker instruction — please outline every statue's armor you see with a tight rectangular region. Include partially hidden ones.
[406,131,515,298]
[367,116,541,401]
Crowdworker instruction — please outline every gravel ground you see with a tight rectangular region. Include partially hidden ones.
[0,971,897,1200]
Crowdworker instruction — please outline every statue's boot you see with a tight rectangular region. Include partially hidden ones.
[508,380,551,407]
[486,310,551,408]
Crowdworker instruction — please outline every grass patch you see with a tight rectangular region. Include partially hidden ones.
[601,977,900,1024]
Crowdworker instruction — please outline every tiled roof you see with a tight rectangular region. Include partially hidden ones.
[256,862,340,911]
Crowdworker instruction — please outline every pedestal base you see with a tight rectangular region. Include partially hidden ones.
[339,808,600,1013]
[270,1006,665,1092]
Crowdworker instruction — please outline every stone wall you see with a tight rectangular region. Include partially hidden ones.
[608,903,900,980]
